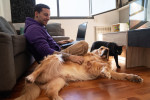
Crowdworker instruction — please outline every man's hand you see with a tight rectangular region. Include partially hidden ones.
[57,51,84,65]
[57,40,68,44]
[57,39,74,44]
[68,55,84,65]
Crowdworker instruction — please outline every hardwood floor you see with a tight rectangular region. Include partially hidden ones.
[1,50,150,100]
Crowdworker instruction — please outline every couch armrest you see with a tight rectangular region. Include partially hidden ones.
[0,32,16,92]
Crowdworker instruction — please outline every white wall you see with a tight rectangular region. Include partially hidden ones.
[0,0,4,17]
[0,0,11,21]
[94,10,119,26]
[119,6,129,23]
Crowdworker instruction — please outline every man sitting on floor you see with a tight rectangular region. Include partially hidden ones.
[24,4,89,64]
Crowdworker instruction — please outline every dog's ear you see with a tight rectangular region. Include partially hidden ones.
[106,49,109,60]
[101,48,109,60]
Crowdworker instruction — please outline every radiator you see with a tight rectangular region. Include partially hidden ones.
[95,26,111,41]
[95,26,111,34]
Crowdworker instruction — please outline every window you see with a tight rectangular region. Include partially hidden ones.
[59,0,89,17]
[35,0,116,18]
[91,0,116,15]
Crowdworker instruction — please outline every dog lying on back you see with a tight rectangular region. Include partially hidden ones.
[91,41,123,68]
[15,46,143,100]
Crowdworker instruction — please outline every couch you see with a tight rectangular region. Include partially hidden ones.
[0,16,34,95]
[0,17,70,95]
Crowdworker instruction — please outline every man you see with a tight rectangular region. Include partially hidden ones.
[24,4,88,64]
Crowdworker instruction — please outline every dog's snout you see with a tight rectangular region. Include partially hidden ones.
[104,49,108,55]
[100,49,108,57]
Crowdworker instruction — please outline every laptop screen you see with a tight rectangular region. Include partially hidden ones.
[76,22,88,41]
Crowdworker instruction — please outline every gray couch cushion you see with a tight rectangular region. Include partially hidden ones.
[46,23,64,36]
[0,16,17,34]
[12,35,26,56]
[14,52,32,79]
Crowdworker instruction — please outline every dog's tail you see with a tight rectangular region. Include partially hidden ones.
[14,82,40,100]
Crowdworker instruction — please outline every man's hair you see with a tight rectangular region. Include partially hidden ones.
[34,4,50,13]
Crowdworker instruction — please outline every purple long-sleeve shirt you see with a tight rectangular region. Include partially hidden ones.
[24,17,61,62]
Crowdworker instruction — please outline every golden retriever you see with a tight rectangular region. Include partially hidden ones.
[15,46,143,100]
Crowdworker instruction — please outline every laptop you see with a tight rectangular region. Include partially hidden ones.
[61,22,88,49]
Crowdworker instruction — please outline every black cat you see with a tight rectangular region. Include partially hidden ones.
[90,41,123,68]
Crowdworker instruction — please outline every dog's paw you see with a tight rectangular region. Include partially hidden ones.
[132,75,143,83]
[126,75,143,83]
[25,75,35,83]
[100,71,111,79]
[100,67,111,79]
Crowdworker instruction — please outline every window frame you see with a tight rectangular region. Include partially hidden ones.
[36,0,117,19]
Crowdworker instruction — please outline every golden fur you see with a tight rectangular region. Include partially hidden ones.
[15,46,143,100]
